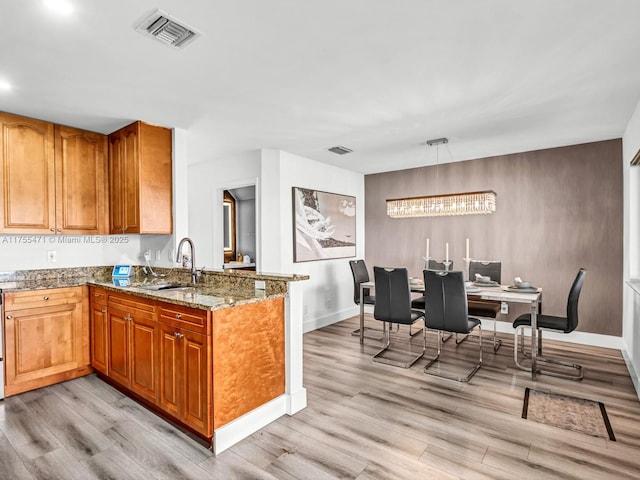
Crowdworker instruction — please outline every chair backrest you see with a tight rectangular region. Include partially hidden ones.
[423,270,470,334]
[428,259,453,271]
[349,259,370,305]
[469,260,501,283]
[373,267,413,325]
[565,268,587,333]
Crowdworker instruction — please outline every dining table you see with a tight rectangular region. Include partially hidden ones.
[359,280,544,380]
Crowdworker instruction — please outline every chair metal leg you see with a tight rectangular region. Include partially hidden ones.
[352,308,385,340]
[513,326,583,380]
[424,326,483,382]
[372,322,426,368]
[409,320,424,337]
[352,325,384,341]
[455,318,501,351]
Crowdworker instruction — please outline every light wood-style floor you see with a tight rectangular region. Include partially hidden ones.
[1,314,639,479]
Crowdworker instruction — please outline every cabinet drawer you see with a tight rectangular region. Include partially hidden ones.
[108,292,156,320]
[159,303,209,335]
[4,286,84,311]
[90,286,107,304]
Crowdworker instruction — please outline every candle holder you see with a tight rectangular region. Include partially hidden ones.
[442,260,452,271]
[463,257,471,280]
[422,256,431,271]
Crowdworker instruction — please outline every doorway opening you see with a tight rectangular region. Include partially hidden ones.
[222,185,257,271]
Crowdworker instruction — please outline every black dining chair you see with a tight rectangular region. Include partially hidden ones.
[463,260,503,351]
[349,259,383,340]
[411,259,453,340]
[423,270,483,382]
[372,266,426,368]
[513,268,586,380]
[410,259,453,310]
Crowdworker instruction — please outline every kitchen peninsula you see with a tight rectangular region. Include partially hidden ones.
[0,266,308,454]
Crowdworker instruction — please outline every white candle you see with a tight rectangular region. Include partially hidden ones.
[466,238,470,259]
[426,238,430,258]
[445,242,449,262]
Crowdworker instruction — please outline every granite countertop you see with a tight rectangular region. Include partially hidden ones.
[0,275,282,311]
[0,266,308,311]
[87,278,277,311]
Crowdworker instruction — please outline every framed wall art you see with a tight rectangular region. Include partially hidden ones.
[292,187,356,262]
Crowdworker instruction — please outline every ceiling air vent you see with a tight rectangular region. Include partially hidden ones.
[135,9,202,49]
[328,145,353,155]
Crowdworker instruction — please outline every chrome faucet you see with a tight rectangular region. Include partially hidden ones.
[176,237,198,284]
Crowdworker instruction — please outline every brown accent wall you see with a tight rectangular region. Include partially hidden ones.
[365,139,623,336]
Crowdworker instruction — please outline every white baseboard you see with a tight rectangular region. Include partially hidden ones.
[488,319,624,349]
[214,395,287,455]
[286,387,307,415]
[303,307,358,333]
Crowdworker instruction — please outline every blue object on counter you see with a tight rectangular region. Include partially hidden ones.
[112,265,134,277]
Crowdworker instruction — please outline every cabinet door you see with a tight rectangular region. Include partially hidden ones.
[108,123,139,234]
[0,112,55,233]
[159,323,181,417]
[90,300,109,374]
[108,132,125,233]
[121,125,140,233]
[130,315,158,403]
[4,302,83,387]
[182,329,211,436]
[55,125,108,234]
[107,307,131,386]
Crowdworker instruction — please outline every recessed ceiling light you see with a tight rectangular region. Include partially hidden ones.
[0,80,12,91]
[44,0,74,15]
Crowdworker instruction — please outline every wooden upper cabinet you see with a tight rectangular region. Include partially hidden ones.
[0,112,56,233]
[55,125,108,234]
[0,112,108,234]
[109,121,172,234]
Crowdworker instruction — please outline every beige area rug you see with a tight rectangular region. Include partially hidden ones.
[522,388,616,441]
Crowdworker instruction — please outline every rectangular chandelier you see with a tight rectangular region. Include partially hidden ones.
[386,190,497,218]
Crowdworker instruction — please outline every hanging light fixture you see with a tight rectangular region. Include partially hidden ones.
[386,138,496,218]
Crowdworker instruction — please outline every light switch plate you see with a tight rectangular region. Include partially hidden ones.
[501,301,508,314]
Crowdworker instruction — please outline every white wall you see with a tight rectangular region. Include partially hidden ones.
[187,150,261,270]
[187,148,364,332]
[623,98,640,397]
[260,149,365,332]
[0,234,174,271]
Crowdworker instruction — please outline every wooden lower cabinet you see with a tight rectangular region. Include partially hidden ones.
[107,294,158,404]
[3,286,91,396]
[159,322,212,437]
[89,287,108,374]
[90,291,212,438]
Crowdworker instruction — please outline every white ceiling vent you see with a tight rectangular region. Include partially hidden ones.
[328,145,353,155]
[135,9,202,49]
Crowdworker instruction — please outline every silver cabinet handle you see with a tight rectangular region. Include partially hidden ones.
[43,296,49,300]
[6,315,13,320]
[101,308,107,313]
[173,332,184,339]
[56,228,62,233]
[175,314,182,319]
[124,315,132,321]
[50,228,55,232]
